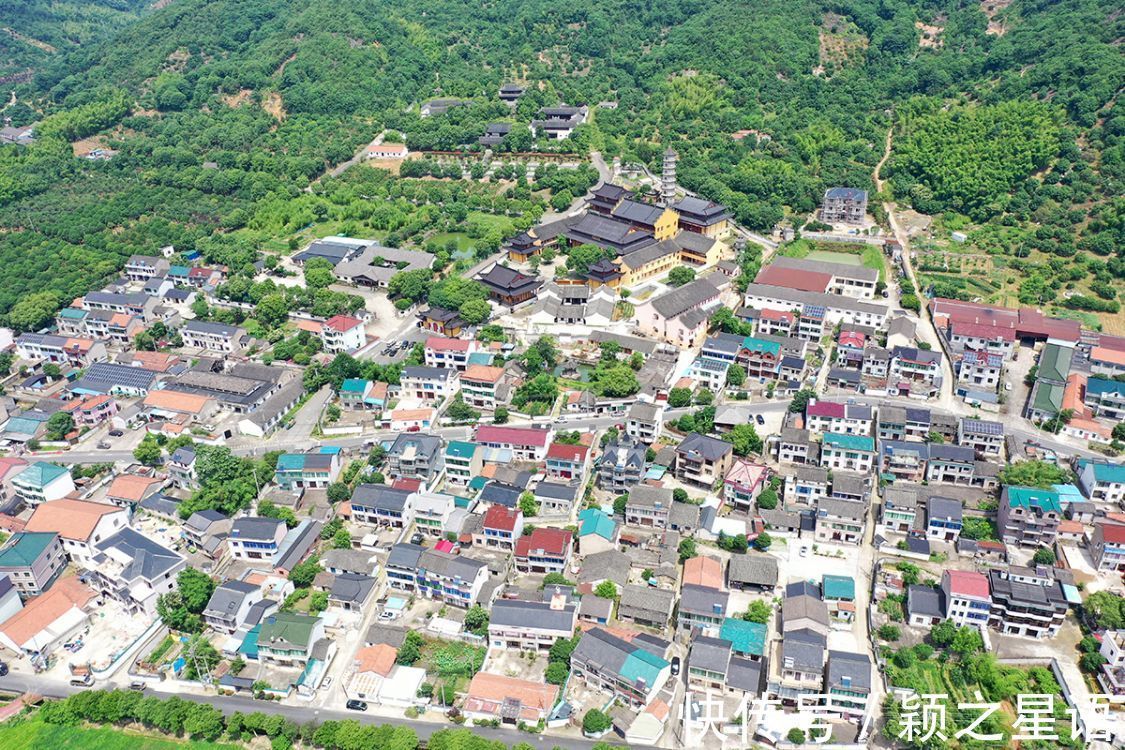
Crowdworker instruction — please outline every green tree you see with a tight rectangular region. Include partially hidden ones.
[288,556,321,588]
[594,581,618,600]
[1032,547,1056,565]
[1084,592,1125,630]
[744,600,772,624]
[493,406,509,424]
[45,412,75,441]
[582,709,611,735]
[757,489,778,510]
[177,568,215,613]
[463,605,490,637]
[519,492,539,517]
[787,728,807,745]
[877,624,901,642]
[667,266,695,286]
[677,538,697,562]
[545,661,569,685]
[458,298,491,324]
[754,532,772,551]
[668,387,693,408]
[133,436,163,466]
[788,389,816,413]
[723,423,763,456]
[397,631,425,665]
[333,528,353,549]
[612,494,628,516]
[726,366,746,387]
[8,291,60,332]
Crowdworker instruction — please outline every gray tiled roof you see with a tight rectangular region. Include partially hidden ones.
[677,432,733,462]
[827,651,872,692]
[689,635,732,676]
[907,585,944,618]
[490,599,577,633]
[727,555,778,587]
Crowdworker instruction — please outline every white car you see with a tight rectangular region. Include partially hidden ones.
[799,546,810,558]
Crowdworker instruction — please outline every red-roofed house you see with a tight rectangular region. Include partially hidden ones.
[1091,521,1125,572]
[320,315,366,353]
[805,400,872,435]
[756,307,796,336]
[66,394,118,427]
[476,425,551,461]
[723,459,771,511]
[475,505,524,551]
[515,527,573,574]
[754,266,832,294]
[545,442,590,480]
[463,673,559,724]
[947,320,1017,360]
[941,570,990,627]
[424,336,477,370]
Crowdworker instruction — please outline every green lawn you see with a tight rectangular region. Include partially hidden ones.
[806,249,861,266]
[779,240,887,282]
[0,718,235,750]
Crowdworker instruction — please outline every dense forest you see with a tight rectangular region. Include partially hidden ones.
[0,0,154,81]
[0,0,1121,326]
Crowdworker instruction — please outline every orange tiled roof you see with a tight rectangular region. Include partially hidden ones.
[0,577,95,649]
[682,556,724,589]
[106,474,163,502]
[144,390,213,414]
[26,498,123,541]
[353,644,397,677]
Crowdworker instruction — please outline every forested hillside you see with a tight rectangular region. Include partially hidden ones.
[0,0,1122,327]
[0,0,155,81]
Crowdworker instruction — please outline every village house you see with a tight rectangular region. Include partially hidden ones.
[998,486,1062,548]
[25,498,129,569]
[401,366,460,403]
[514,527,573,574]
[820,433,876,474]
[675,432,735,488]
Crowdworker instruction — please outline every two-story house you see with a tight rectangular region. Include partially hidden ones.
[256,612,327,666]
[180,320,246,353]
[24,498,129,569]
[958,418,1004,457]
[475,426,551,462]
[274,447,342,490]
[515,528,573,574]
[474,505,524,551]
[488,595,577,652]
[349,485,415,528]
[228,517,288,562]
[202,580,267,634]
[545,442,590,481]
[820,433,875,474]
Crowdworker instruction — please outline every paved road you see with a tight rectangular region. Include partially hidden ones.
[0,674,609,750]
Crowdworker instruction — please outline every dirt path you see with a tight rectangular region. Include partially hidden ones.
[873,126,958,408]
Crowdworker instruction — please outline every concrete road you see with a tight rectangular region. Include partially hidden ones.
[0,673,612,750]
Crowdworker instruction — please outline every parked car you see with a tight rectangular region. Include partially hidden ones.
[346,700,368,712]
[670,656,681,676]
[0,661,8,677]
[755,414,765,426]
[128,681,146,691]
[410,532,425,545]
[108,429,124,437]
[97,441,111,450]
